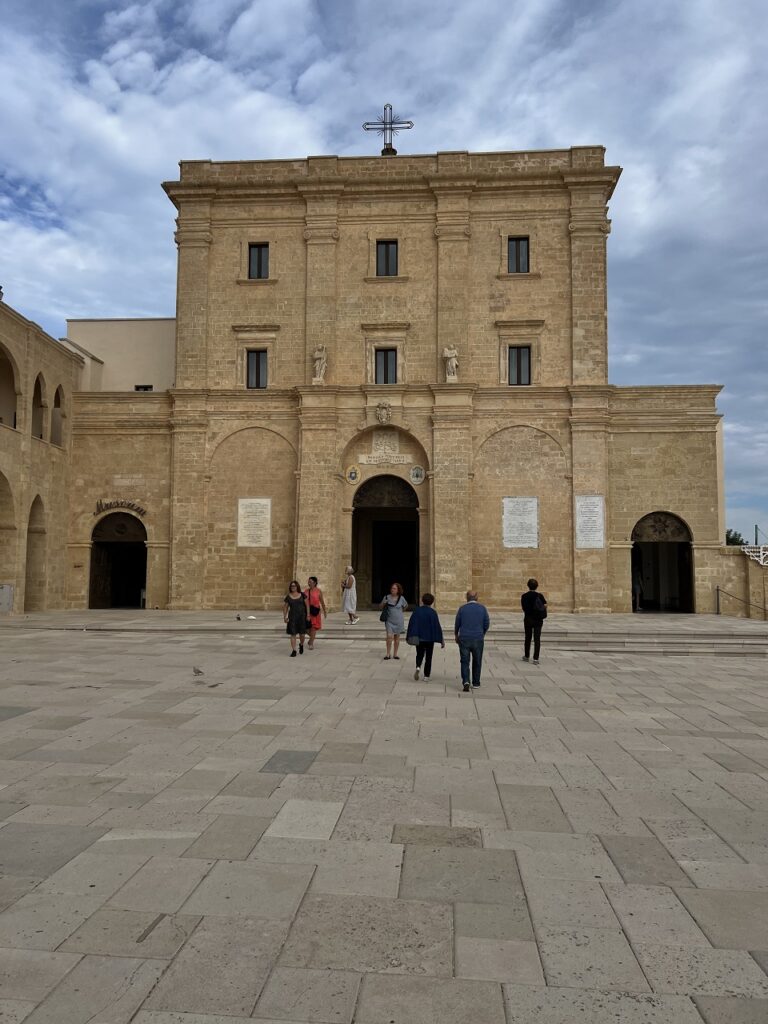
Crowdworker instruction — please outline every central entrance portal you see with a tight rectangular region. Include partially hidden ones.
[352,475,419,605]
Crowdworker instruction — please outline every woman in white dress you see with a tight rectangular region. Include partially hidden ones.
[341,565,359,624]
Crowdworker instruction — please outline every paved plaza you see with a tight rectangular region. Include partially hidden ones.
[1,615,768,1022]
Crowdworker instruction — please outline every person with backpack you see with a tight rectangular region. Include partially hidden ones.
[521,578,547,665]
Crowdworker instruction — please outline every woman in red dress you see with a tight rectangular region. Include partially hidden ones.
[304,576,327,650]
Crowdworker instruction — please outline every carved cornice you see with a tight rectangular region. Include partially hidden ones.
[568,219,611,236]
[174,227,213,248]
[434,224,471,239]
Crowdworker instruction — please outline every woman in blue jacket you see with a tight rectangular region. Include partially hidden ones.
[406,593,445,681]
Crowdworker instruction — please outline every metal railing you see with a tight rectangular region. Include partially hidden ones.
[742,545,768,567]
[716,585,767,618]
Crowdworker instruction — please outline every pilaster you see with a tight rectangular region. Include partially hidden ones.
[294,388,340,599]
[564,171,618,385]
[300,181,342,386]
[430,385,475,608]
[173,191,214,390]
[570,386,611,612]
[168,391,208,609]
[431,181,474,381]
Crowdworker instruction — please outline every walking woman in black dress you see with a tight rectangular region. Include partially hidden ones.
[283,580,308,657]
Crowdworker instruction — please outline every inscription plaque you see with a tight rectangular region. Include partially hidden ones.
[575,495,605,549]
[503,497,538,548]
[237,498,271,547]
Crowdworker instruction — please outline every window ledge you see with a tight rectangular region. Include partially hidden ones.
[237,278,279,286]
[364,275,410,284]
[496,272,541,280]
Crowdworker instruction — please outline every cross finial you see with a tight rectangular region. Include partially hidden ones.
[362,103,414,157]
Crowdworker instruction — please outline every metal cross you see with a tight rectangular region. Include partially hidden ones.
[362,103,414,157]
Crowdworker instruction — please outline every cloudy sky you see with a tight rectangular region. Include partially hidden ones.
[1,0,766,540]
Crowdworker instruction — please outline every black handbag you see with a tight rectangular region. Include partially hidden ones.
[379,604,389,622]
[309,604,320,616]
[406,634,420,646]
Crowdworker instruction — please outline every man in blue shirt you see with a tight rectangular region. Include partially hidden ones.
[454,590,490,692]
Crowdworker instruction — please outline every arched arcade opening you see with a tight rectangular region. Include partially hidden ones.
[24,496,47,611]
[352,475,420,606]
[631,511,694,613]
[89,512,147,609]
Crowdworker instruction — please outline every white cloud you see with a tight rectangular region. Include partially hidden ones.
[0,0,766,528]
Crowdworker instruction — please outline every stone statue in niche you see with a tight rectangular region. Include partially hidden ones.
[442,344,459,382]
[312,344,327,384]
[375,401,392,424]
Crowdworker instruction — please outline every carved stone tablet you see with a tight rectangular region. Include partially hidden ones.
[503,497,538,548]
[575,495,605,549]
[237,498,271,547]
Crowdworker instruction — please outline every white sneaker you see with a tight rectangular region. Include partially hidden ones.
[351,616,359,624]
[414,669,420,681]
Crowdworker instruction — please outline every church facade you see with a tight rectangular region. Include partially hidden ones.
[1,144,765,615]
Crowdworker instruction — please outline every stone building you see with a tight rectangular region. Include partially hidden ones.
[1,144,765,615]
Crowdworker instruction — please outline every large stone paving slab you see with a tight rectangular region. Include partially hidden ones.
[2,619,768,1020]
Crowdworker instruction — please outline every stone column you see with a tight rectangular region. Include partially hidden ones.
[430,385,475,609]
[145,541,170,609]
[173,192,214,390]
[564,174,615,386]
[570,386,611,612]
[65,542,91,609]
[168,391,208,609]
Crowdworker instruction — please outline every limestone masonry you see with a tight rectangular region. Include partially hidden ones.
[0,145,765,614]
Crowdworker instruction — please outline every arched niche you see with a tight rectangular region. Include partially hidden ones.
[89,512,148,609]
[631,511,694,613]
[0,344,18,430]
[0,471,16,586]
[472,424,571,608]
[50,386,65,447]
[31,374,47,440]
[24,495,46,611]
[205,427,298,609]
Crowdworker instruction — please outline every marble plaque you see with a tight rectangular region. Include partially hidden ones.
[237,498,271,547]
[575,494,605,549]
[502,497,538,548]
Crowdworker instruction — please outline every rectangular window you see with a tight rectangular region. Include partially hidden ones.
[508,345,531,386]
[507,236,530,274]
[375,348,397,384]
[248,243,269,280]
[376,240,398,277]
[134,384,153,392]
[246,349,268,389]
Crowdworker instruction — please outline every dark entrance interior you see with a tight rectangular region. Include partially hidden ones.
[89,512,147,609]
[352,475,419,605]
[631,511,694,613]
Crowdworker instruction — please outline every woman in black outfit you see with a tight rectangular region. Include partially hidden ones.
[521,577,547,665]
[283,580,308,657]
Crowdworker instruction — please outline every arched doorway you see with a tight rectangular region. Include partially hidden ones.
[24,496,46,611]
[353,475,419,605]
[631,511,694,613]
[89,512,147,609]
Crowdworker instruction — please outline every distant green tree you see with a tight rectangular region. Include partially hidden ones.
[726,528,747,546]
